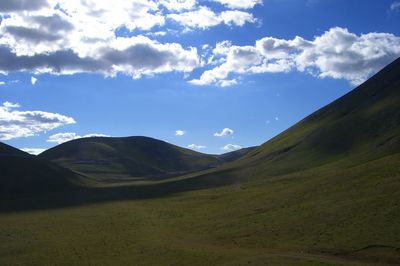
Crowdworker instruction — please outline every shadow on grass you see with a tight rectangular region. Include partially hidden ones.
[0,169,236,213]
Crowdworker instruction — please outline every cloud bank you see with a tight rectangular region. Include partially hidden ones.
[0,101,75,140]
[0,0,258,78]
[192,27,400,86]
[0,2,399,87]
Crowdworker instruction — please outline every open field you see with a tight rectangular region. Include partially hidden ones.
[1,152,399,265]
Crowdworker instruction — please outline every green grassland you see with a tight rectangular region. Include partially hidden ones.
[1,153,399,265]
[0,58,399,265]
[39,136,254,181]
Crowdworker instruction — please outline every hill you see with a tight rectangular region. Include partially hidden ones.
[232,56,400,178]
[0,142,83,197]
[39,136,225,181]
[0,142,29,156]
[217,146,257,163]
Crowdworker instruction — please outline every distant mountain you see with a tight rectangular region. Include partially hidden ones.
[0,143,82,197]
[40,136,226,180]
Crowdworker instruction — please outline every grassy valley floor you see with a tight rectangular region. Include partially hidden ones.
[1,153,399,266]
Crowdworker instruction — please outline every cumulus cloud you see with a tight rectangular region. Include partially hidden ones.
[0,0,260,78]
[211,0,262,9]
[167,6,256,29]
[0,0,49,12]
[390,1,400,11]
[159,0,197,11]
[0,101,76,140]
[21,147,46,155]
[47,132,79,144]
[0,81,5,85]
[214,127,234,137]
[175,130,186,136]
[31,76,37,85]
[0,1,198,77]
[218,79,238,87]
[187,144,206,150]
[192,27,400,86]
[222,144,242,151]
[0,37,200,77]
[47,132,110,144]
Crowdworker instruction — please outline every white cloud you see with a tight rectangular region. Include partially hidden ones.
[187,144,206,150]
[0,101,76,140]
[214,127,234,137]
[83,133,110,138]
[47,132,110,144]
[0,81,5,85]
[218,79,238,87]
[211,0,262,9]
[175,130,186,136]
[21,147,46,155]
[159,0,197,11]
[47,132,79,144]
[167,6,256,29]
[390,1,400,11]
[222,144,242,151]
[0,0,49,12]
[0,0,261,79]
[220,10,257,26]
[0,1,203,77]
[192,27,400,86]
[31,76,37,85]
[0,34,200,78]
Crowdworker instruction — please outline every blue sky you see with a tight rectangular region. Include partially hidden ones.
[0,0,400,154]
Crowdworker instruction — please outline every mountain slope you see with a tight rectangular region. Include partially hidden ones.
[231,57,400,179]
[0,142,83,197]
[0,142,29,156]
[217,146,257,163]
[40,136,222,180]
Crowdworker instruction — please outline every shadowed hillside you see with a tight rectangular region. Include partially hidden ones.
[0,143,83,197]
[0,142,28,156]
[40,136,225,180]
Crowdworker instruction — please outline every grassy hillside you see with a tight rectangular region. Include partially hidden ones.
[217,146,257,163]
[40,136,255,181]
[0,58,399,265]
[0,142,28,156]
[40,136,224,181]
[231,56,400,179]
[0,142,84,197]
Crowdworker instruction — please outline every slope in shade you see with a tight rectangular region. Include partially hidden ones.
[0,142,29,157]
[0,144,82,197]
[40,136,224,181]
